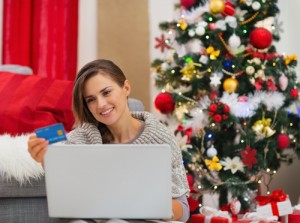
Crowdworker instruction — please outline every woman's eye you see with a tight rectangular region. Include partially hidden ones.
[103,90,111,96]
[86,98,95,104]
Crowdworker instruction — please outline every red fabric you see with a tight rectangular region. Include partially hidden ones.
[191,214,230,223]
[288,213,300,223]
[0,72,74,135]
[2,0,78,81]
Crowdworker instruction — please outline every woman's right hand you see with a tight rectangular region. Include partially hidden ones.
[27,133,49,164]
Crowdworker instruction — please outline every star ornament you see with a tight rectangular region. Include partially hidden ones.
[240,146,258,169]
[154,34,171,53]
[210,73,222,88]
[220,156,244,174]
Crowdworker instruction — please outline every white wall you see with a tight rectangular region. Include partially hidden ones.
[270,1,300,205]
[276,0,300,80]
[77,0,98,72]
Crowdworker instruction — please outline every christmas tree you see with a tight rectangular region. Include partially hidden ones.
[151,0,300,213]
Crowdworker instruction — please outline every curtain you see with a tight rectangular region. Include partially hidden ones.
[2,0,78,80]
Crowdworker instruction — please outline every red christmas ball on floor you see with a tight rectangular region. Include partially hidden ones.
[180,0,196,8]
[249,28,273,49]
[277,134,290,150]
[154,92,175,114]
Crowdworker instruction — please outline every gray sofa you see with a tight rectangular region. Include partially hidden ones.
[0,98,144,223]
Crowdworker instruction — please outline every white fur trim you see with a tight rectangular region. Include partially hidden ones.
[0,134,44,184]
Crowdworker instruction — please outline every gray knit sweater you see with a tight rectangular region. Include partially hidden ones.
[66,111,190,198]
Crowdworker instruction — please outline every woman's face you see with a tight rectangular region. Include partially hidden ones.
[83,72,130,126]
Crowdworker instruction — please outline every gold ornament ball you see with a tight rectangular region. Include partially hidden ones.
[223,77,238,93]
[210,0,225,14]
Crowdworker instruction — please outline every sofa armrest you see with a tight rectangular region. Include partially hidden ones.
[128,98,144,111]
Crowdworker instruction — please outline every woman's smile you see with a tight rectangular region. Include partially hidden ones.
[100,107,114,116]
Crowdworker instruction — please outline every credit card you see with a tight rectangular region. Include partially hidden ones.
[34,123,67,144]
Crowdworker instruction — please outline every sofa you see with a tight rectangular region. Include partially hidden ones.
[0,71,144,223]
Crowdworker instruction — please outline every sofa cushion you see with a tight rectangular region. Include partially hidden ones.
[0,72,74,135]
[0,177,46,198]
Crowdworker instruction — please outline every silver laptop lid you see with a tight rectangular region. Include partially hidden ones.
[44,144,172,220]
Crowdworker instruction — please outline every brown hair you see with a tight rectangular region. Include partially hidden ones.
[72,59,127,142]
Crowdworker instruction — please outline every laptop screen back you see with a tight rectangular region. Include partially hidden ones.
[44,144,172,220]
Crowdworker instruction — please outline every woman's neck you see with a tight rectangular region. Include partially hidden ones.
[107,115,142,143]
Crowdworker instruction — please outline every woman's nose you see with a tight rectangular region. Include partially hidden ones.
[96,97,106,108]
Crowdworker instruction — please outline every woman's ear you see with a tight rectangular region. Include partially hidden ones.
[123,80,131,96]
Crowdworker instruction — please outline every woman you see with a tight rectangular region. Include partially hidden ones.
[28,59,190,222]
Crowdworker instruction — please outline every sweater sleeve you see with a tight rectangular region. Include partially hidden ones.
[175,194,190,222]
[66,123,102,144]
[131,111,190,198]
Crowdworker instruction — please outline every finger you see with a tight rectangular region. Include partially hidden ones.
[35,146,48,163]
[29,140,48,162]
[28,133,37,140]
[28,134,41,151]
[28,137,46,152]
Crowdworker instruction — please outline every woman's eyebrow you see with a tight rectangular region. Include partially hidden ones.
[84,86,112,99]
[99,86,112,93]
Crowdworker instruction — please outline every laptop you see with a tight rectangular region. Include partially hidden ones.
[44,144,172,220]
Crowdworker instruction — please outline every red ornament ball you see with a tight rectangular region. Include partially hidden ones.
[249,28,273,49]
[213,114,222,123]
[154,92,175,114]
[222,1,235,16]
[180,0,196,8]
[290,88,299,99]
[277,134,290,150]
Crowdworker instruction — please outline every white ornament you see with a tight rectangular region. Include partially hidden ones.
[252,1,261,11]
[196,26,205,36]
[246,66,255,75]
[185,39,204,54]
[252,58,262,65]
[255,69,265,79]
[210,73,222,88]
[199,55,209,64]
[188,30,195,37]
[255,17,274,33]
[230,198,241,215]
[228,34,241,48]
[216,20,227,31]
[225,16,237,29]
[279,74,288,91]
[161,62,170,71]
[207,145,217,157]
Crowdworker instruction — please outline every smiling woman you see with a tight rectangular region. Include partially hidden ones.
[27,59,191,222]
